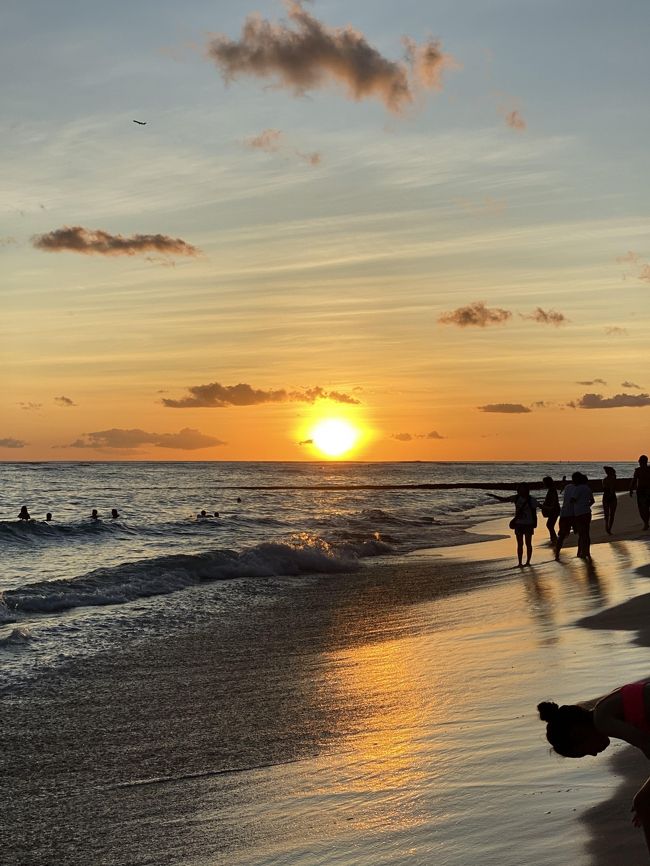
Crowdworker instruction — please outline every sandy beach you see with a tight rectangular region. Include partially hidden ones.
[3,493,650,866]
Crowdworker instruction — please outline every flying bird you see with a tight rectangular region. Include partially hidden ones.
[133,120,147,125]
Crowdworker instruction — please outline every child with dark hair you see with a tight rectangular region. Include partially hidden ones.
[538,679,650,853]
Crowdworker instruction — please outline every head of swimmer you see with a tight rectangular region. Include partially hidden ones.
[538,702,610,758]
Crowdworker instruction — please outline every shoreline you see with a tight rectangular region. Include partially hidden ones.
[2,492,649,865]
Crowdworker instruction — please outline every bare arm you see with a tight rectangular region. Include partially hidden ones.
[487,493,516,503]
[594,701,650,757]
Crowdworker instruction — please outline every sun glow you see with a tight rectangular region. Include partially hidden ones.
[310,418,360,458]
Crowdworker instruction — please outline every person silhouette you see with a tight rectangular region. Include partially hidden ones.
[111,508,119,519]
[91,509,99,521]
[487,482,539,566]
[18,505,30,521]
[572,472,594,559]
[45,512,52,522]
[630,455,650,530]
[538,676,650,857]
[540,476,560,545]
[602,466,618,534]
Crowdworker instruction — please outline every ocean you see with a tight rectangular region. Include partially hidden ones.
[0,461,631,691]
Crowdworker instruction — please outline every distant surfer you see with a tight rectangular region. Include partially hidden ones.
[18,505,31,521]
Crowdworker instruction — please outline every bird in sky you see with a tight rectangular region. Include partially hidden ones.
[133,120,147,125]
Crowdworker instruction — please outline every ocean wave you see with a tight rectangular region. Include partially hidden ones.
[0,626,33,647]
[2,536,371,615]
[0,519,132,543]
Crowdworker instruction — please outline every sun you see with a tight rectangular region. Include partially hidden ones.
[310,418,359,458]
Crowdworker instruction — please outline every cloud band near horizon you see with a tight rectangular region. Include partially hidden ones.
[33,227,199,258]
[163,381,360,408]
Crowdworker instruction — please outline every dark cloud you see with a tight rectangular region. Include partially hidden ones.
[570,392,650,410]
[205,0,457,114]
[64,428,226,451]
[298,438,313,445]
[522,307,567,326]
[576,379,607,386]
[54,395,76,407]
[392,430,444,442]
[33,226,199,258]
[163,381,360,408]
[0,438,27,448]
[605,326,627,336]
[438,301,512,328]
[622,380,641,389]
[478,403,531,414]
[19,402,42,411]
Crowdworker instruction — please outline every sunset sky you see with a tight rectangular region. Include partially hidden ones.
[2,0,649,461]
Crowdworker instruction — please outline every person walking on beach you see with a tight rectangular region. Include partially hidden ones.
[602,466,618,534]
[538,678,650,857]
[555,473,577,561]
[540,476,561,546]
[630,455,650,530]
[573,472,594,559]
[488,482,538,567]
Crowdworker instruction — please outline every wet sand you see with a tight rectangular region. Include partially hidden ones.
[3,494,650,865]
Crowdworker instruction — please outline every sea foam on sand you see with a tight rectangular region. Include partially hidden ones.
[2,496,650,866]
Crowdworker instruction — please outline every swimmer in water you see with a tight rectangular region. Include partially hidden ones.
[18,506,31,521]
[539,677,650,854]
[111,508,119,519]
[91,509,99,521]
[45,512,52,522]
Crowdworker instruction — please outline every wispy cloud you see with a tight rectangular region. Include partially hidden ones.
[622,380,641,389]
[504,109,526,131]
[521,307,567,326]
[577,378,607,386]
[205,0,458,114]
[19,402,42,411]
[569,393,650,409]
[63,428,226,450]
[0,438,28,449]
[639,265,650,283]
[616,250,641,264]
[245,128,321,166]
[163,382,360,408]
[605,326,627,336]
[33,226,199,258]
[54,395,76,407]
[439,301,511,327]
[478,403,531,413]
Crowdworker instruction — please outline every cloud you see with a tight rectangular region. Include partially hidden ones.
[616,250,641,264]
[576,378,607,386]
[504,109,526,131]
[245,128,322,166]
[63,427,226,450]
[205,0,457,114]
[639,265,650,283]
[32,226,199,258]
[570,392,650,409]
[438,301,511,327]
[521,307,567,326]
[392,430,445,442]
[54,395,76,407]
[19,402,42,411]
[478,403,531,413]
[605,326,627,336]
[298,438,313,445]
[163,381,360,408]
[0,438,28,449]
[622,380,641,389]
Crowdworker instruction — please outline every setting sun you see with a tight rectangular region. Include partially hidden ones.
[310,418,360,458]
